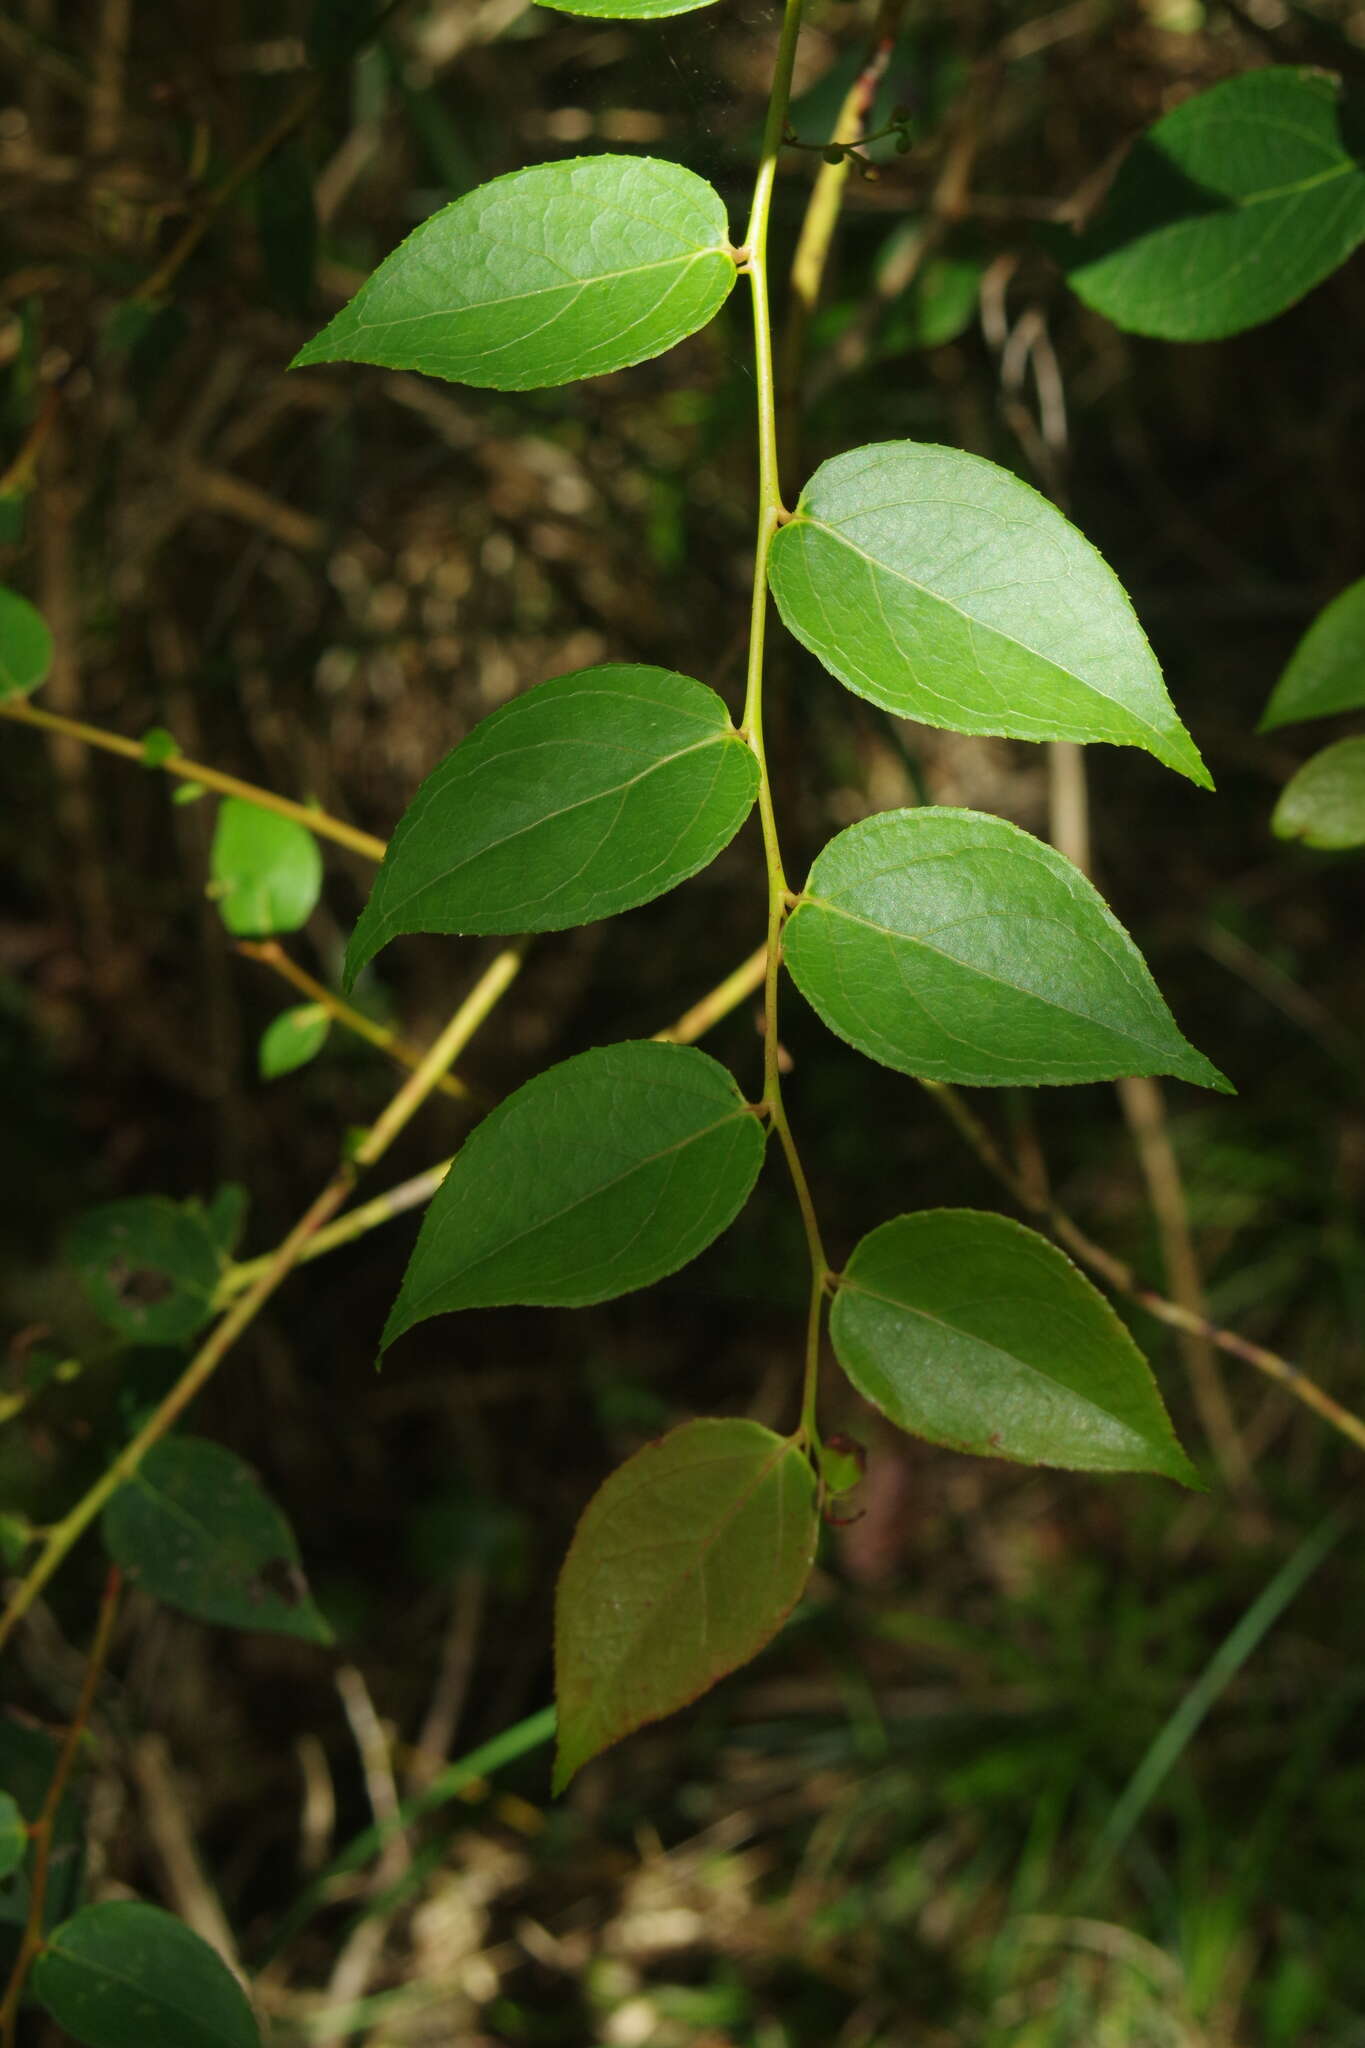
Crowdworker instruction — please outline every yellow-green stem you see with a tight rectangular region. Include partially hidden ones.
[742,0,830,1448]
[0,695,387,862]
[0,947,522,1657]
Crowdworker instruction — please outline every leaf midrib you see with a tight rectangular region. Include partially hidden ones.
[403,1099,755,1317]
[785,515,1175,757]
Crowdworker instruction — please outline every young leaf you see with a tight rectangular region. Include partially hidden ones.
[1259,577,1365,730]
[102,1437,333,1643]
[345,665,759,979]
[1055,69,1365,342]
[768,443,1209,786]
[210,797,323,937]
[830,1210,1199,1484]
[31,1901,261,2048]
[0,586,54,700]
[784,809,1229,1090]
[382,1042,766,1352]
[1271,736,1365,850]
[294,156,738,392]
[0,1793,25,1880]
[536,0,717,15]
[68,1196,221,1346]
[259,1003,331,1079]
[554,1417,818,1790]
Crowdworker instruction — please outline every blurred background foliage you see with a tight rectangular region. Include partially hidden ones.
[2,0,1365,2039]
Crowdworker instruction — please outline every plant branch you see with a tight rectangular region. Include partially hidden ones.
[920,1079,1365,1459]
[742,0,831,1446]
[1,696,387,862]
[0,1565,122,2042]
[236,941,477,1104]
[0,949,523,1657]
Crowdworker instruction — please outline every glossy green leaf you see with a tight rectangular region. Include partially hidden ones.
[784,809,1228,1090]
[32,1901,261,2048]
[68,1197,221,1346]
[294,156,737,392]
[259,1003,331,1079]
[1260,577,1365,730]
[345,665,759,979]
[536,0,716,15]
[831,1210,1200,1484]
[210,798,322,937]
[0,586,53,701]
[1056,69,1365,342]
[1271,736,1365,850]
[0,1794,25,1880]
[553,1418,818,1789]
[382,1042,765,1352]
[769,443,1208,785]
[102,1437,332,1642]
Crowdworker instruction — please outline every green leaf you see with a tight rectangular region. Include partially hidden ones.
[535,0,716,17]
[830,1210,1200,1484]
[0,586,54,701]
[1271,736,1365,850]
[769,443,1209,786]
[210,798,322,937]
[345,665,759,979]
[259,1003,331,1079]
[0,1794,25,1880]
[553,1417,817,1790]
[31,1901,261,2048]
[102,1437,333,1643]
[294,156,738,392]
[382,1042,766,1352]
[1055,69,1365,342]
[1260,577,1365,730]
[68,1197,221,1346]
[784,809,1229,1090]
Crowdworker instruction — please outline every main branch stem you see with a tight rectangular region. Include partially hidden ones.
[743,0,830,1447]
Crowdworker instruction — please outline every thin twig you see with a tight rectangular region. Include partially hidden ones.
[1,697,387,862]
[0,1567,122,2044]
[236,941,477,1103]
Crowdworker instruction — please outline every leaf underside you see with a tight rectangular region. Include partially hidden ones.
[210,798,323,939]
[382,1041,766,1351]
[1271,736,1365,850]
[831,1209,1200,1484]
[345,664,758,979]
[784,808,1229,1090]
[1057,68,1365,342]
[1260,576,1365,731]
[294,155,737,391]
[554,1417,818,1789]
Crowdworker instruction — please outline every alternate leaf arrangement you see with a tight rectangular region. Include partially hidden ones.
[2,6,1364,2039]
[290,0,1248,1799]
